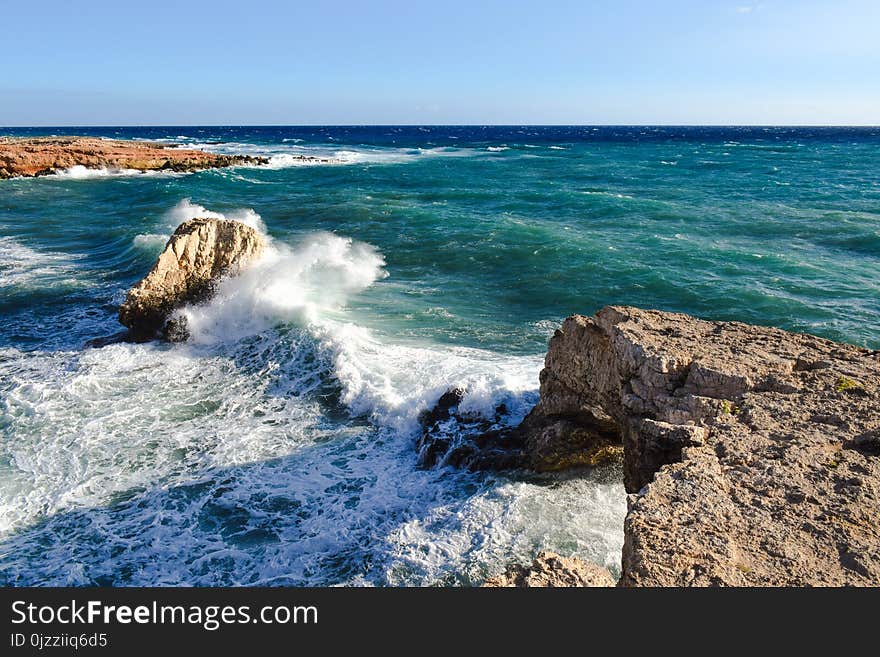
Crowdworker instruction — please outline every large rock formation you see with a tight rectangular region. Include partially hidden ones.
[119,219,265,340]
[484,551,616,587]
[516,306,879,586]
[0,136,268,178]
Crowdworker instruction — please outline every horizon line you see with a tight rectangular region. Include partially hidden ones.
[2,123,879,129]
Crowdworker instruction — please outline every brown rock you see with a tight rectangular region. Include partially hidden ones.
[118,218,265,340]
[523,306,880,586]
[0,136,268,178]
[484,551,616,587]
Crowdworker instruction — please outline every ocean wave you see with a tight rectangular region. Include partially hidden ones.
[180,232,388,342]
[265,146,479,168]
[132,199,266,248]
[177,139,482,169]
[0,236,84,291]
[176,226,538,434]
[0,220,625,584]
[0,330,623,586]
[131,233,168,249]
[579,190,635,200]
[51,165,185,180]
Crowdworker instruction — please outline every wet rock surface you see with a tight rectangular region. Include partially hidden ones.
[417,388,622,471]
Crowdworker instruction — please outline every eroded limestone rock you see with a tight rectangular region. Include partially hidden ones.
[118,218,265,340]
[484,551,615,587]
[528,306,880,586]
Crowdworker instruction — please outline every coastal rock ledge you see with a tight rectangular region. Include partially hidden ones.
[118,219,265,340]
[505,306,879,586]
[0,136,267,178]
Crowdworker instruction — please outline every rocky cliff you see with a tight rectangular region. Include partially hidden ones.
[515,306,879,586]
[0,136,268,178]
[119,219,265,340]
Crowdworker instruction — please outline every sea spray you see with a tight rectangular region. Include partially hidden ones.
[174,217,536,435]
[133,199,267,250]
[180,232,387,343]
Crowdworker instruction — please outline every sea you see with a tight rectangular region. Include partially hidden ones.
[1,126,878,585]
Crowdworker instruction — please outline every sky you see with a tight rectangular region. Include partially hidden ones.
[1,0,878,125]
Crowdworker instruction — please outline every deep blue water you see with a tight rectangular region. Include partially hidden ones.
[0,126,878,585]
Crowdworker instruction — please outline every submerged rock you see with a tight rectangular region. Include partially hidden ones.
[484,551,615,587]
[416,388,525,469]
[417,388,622,471]
[521,306,880,586]
[118,218,265,340]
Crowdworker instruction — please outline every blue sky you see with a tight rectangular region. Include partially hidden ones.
[1,0,878,125]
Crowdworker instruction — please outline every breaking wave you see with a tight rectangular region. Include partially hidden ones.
[51,165,184,180]
[0,198,626,587]
[133,199,266,249]
[0,237,83,291]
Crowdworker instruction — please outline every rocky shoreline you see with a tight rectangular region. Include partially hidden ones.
[483,306,879,586]
[0,136,268,178]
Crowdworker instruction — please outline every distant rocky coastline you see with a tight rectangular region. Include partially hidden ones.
[0,136,268,178]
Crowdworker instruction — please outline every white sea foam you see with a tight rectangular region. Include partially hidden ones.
[0,237,83,290]
[580,190,635,200]
[178,228,537,434]
[262,146,477,168]
[0,323,623,585]
[131,233,168,249]
[166,198,267,233]
[0,264,623,584]
[51,165,185,180]
[133,199,267,248]
[487,146,509,152]
[54,165,141,179]
[180,233,388,343]
[177,139,482,170]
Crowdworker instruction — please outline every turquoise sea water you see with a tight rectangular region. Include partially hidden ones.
[1,126,878,585]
